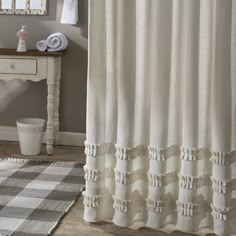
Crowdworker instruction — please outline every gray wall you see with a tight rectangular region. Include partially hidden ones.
[0,0,88,133]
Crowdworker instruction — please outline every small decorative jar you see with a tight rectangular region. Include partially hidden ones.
[16,26,28,52]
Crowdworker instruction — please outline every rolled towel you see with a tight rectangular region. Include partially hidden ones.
[47,32,68,52]
[36,40,48,52]
[61,0,78,25]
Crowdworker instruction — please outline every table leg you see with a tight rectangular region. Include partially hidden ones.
[54,78,60,145]
[46,83,55,155]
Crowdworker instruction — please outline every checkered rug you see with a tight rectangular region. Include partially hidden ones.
[0,158,85,236]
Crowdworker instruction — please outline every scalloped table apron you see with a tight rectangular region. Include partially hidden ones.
[83,1,236,236]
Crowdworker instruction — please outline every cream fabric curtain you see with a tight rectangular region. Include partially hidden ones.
[83,1,236,235]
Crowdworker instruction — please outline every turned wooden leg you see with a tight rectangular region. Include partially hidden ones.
[46,83,55,155]
[53,79,60,145]
[46,57,61,155]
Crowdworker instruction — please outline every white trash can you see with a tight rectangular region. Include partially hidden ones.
[16,118,46,156]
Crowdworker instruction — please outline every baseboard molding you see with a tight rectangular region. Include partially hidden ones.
[0,126,86,147]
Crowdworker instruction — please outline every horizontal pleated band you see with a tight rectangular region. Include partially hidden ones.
[84,142,236,165]
[84,166,236,193]
[83,192,235,221]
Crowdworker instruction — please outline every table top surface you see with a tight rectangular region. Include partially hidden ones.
[0,48,66,57]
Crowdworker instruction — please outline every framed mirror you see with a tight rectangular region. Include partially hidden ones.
[0,0,47,15]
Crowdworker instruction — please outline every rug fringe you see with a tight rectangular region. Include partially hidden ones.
[0,157,85,166]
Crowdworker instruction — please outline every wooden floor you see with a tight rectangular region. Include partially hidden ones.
[0,141,215,236]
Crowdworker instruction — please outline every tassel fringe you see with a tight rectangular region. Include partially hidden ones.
[84,165,101,182]
[82,192,103,208]
[148,147,166,161]
[180,147,198,161]
[179,174,198,189]
[148,173,165,187]
[211,204,230,221]
[210,151,231,165]
[176,201,197,216]
[211,177,231,193]
[113,196,131,213]
[146,199,164,213]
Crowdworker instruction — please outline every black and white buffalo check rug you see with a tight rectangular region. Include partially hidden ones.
[0,158,85,236]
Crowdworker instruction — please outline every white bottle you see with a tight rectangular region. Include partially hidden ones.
[16,26,28,52]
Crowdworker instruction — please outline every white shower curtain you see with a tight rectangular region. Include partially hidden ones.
[83,1,236,235]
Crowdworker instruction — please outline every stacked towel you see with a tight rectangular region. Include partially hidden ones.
[61,0,78,25]
[36,33,68,52]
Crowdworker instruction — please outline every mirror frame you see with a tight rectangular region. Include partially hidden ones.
[0,0,48,15]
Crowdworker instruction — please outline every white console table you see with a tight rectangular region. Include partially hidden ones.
[0,49,66,155]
